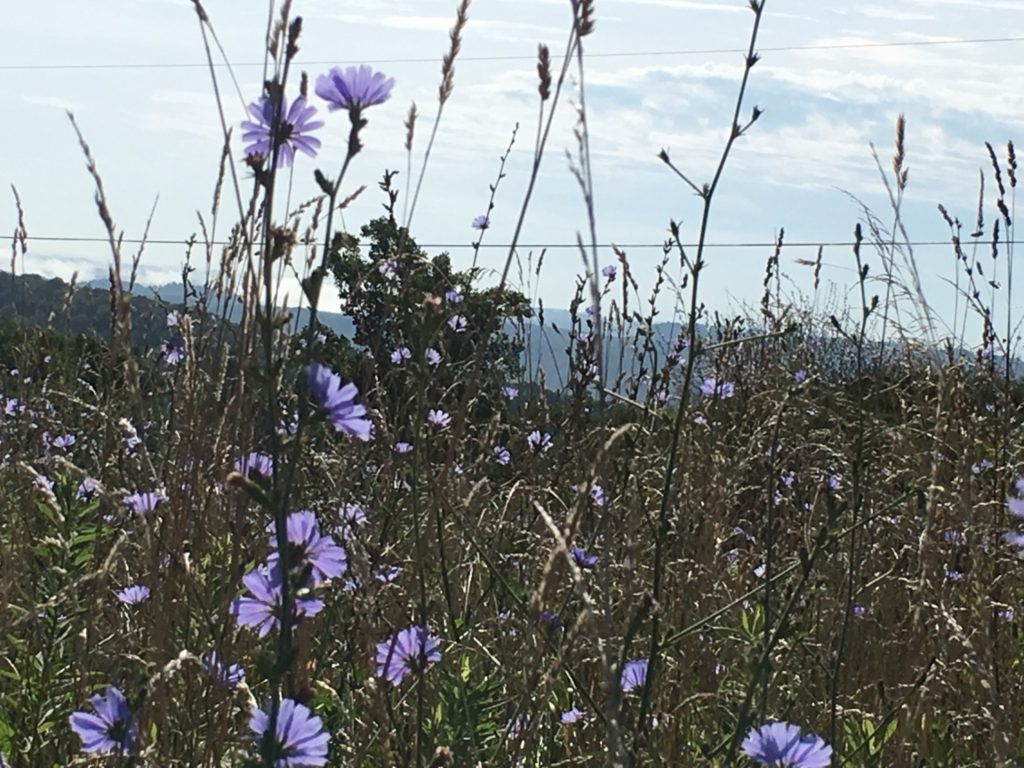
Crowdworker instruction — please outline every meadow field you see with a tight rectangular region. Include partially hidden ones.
[1,1,1022,765]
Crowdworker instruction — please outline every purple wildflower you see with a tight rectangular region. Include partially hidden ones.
[161,335,186,365]
[741,722,832,767]
[305,363,373,441]
[266,510,347,586]
[427,409,451,429]
[827,474,842,491]
[561,707,587,725]
[471,215,490,230]
[493,445,511,466]
[249,698,329,767]
[339,503,367,539]
[448,314,467,332]
[315,65,394,114]
[119,419,141,453]
[374,565,402,583]
[527,430,552,453]
[241,95,323,168]
[539,610,562,629]
[116,585,150,606]
[972,458,994,475]
[279,414,299,436]
[375,626,442,685]
[700,376,735,399]
[390,346,412,365]
[123,490,165,516]
[201,650,245,688]
[943,529,966,546]
[235,451,274,480]
[393,441,413,454]
[589,483,606,506]
[502,385,519,400]
[620,659,648,693]
[506,715,532,740]
[34,474,55,495]
[232,565,324,638]
[53,433,76,450]
[1006,487,1024,556]
[570,547,597,570]
[69,686,137,755]
[445,289,464,304]
[77,477,99,502]
[601,264,617,279]
[426,347,442,366]
[1004,531,1024,556]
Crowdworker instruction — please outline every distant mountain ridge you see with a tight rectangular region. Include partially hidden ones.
[81,278,686,383]
[17,272,1021,385]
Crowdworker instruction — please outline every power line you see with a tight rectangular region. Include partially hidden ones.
[23,235,1022,250]
[2,35,1022,72]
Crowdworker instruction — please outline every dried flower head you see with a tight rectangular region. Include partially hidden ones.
[537,44,552,101]
[572,0,595,37]
[439,0,471,105]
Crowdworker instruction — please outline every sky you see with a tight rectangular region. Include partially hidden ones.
[3,0,1024,342]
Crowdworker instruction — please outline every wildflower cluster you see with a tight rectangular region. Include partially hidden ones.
[4,2,1020,766]
[242,64,393,168]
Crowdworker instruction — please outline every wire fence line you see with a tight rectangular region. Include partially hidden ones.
[19,235,1022,251]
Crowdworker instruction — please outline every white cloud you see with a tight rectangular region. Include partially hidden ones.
[856,5,936,21]
[142,90,232,141]
[22,95,85,112]
[327,12,566,40]
[904,0,1024,9]
[761,48,1024,126]
[606,0,746,11]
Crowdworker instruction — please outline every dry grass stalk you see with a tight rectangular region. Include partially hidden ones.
[439,0,471,106]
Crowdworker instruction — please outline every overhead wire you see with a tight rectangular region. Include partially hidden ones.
[1,35,1023,71]
[22,235,1022,250]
